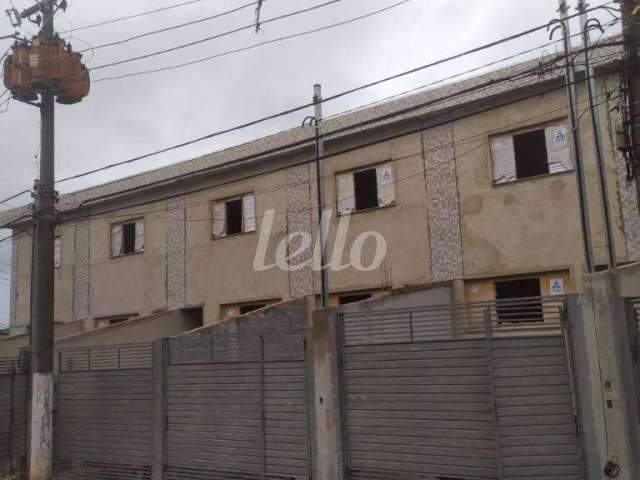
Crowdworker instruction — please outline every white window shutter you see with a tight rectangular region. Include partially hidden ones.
[111,224,123,257]
[243,193,256,232]
[376,163,396,206]
[212,201,226,237]
[490,135,516,184]
[54,237,62,268]
[545,125,572,173]
[337,173,356,214]
[135,220,145,252]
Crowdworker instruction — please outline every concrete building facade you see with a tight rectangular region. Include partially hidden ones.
[2,44,639,334]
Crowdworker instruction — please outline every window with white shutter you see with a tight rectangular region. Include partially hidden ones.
[110,219,144,257]
[212,192,256,238]
[337,172,356,214]
[337,163,396,214]
[111,224,123,257]
[490,123,572,184]
[54,237,62,268]
[376,162,396,207]
[242,193,256,232]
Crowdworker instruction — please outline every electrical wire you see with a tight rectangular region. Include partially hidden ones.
[51,71,619,229]
[60,0,215,35]
[58,42,620,187]
[93,0,413,83]
[90,0,344,71]
[78,1,258,55]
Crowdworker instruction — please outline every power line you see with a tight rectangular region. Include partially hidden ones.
[59,42,619,187]
[0,9,619,207]
[90,0,344,71]
[60,0,215,34]
[78,1,258,55]
[54,68,621,229]
[93,0,413,83]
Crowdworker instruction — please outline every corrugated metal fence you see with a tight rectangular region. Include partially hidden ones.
[53,332,311,480]
[339,296,584,480]
[0,355,28,479]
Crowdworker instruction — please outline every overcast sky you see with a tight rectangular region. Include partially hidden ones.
[0,0,619,328]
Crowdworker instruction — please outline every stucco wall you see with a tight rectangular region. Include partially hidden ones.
[184,169,291,326]
[87,200,168,324]
[453,82,627,288]
[9,75,638,332]
[316,132,433,294]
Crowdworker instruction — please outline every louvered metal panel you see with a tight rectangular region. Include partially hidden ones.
[340,297,584,480]
[54,344,153,480]
[165,333,311,480]
[0,356,28,479]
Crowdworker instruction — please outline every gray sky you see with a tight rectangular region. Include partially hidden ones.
[0,0,619,328]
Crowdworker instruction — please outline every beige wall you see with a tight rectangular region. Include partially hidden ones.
[87,201,168,325]
[9,77,638,333]
[318,132,432,293]
[454,82,627,291]
[185,169,291,325]
[54,223,75,324]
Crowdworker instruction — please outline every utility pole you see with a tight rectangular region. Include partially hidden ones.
[621,0,640,209]
[313,84,329,307]
[577,0,617,270]
[29,0,56,478]
[3,0,88,477]
[555,0,596,273]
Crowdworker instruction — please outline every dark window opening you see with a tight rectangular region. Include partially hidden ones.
[239,304,266,315]
[184,306,204,329]
[339,293,372,305]
[122,222,136,255]
[226,199,243,235]
[354,168,378,211]
[495,278,543,323]
[513,129,549,179]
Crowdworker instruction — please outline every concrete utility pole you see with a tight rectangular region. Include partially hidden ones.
[577,0,617,270]
[621,0,640,209]
[30,1,56,478]
[556,0,596,273]
[313,84,329,307]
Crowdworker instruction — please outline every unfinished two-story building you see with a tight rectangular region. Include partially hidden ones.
[2,42,639,339]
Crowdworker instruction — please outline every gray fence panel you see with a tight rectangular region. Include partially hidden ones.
[343,340,497,480]
[54,344,153,480]
[0,357,28,479]
[340,297,584,480]
[165,333,311,480]
[492,336,583,480]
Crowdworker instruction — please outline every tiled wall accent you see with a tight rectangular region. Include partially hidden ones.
[610,109,640,261]
[423,124,464,282]
[167,196,186,309]
[9,234,19,327]
[286,165,314,298]
[73,220,90,321]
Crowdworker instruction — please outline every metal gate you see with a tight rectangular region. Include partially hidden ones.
[165,332,311,480]
[54,344,154,480]
[0,355,28,479]
[339,297,584,480]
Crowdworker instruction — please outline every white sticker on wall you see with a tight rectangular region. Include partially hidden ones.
[553,128,567,146]
[550,278,565,296]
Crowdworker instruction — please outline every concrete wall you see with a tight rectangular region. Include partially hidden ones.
[87,201,168,327]
[0,320,84,358]
[55,309,199,349]
[454,82,628,289]
[9,75,640,336]
[184,169,291,326]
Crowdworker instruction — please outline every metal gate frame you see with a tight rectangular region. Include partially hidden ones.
[337,296,586,480]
